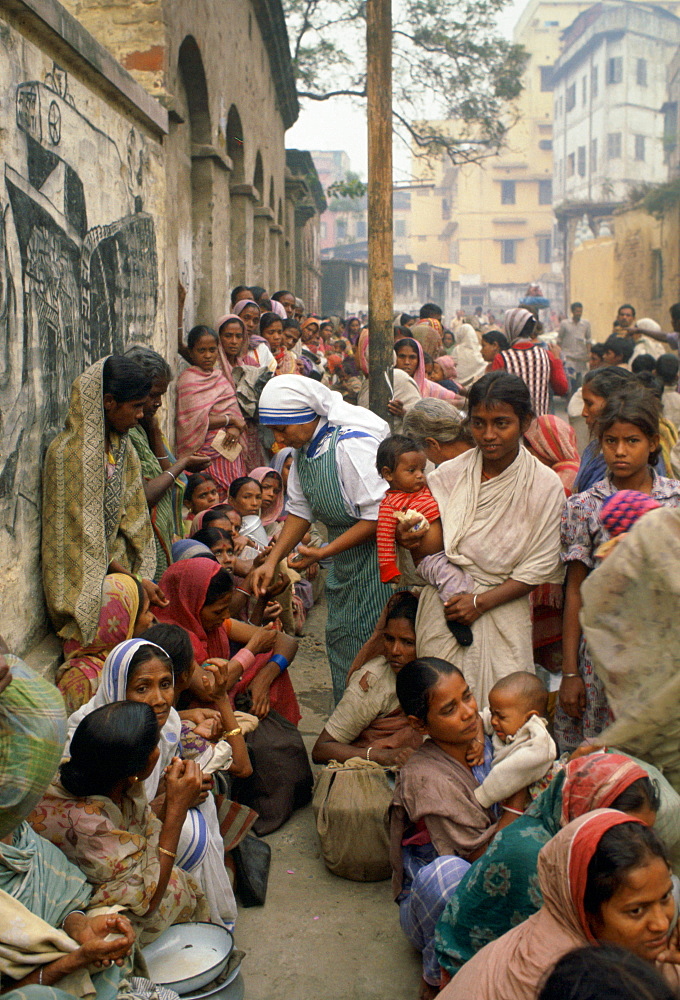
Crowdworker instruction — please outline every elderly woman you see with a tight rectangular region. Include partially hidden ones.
[126,345,210,579]
[402,399,474,468]
[251,376,393,702]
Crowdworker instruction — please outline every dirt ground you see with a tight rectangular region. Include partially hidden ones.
[235,598,422,1000]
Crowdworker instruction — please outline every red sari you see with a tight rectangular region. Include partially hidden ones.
[156,558,300,725]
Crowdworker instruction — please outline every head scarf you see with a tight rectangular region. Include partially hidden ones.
[504,308,535,344]
[249,466,284,525]
[57,573,141,714]
[258,374,389,438]
[0,656,67,838]
[410,321,443,358]
[444,810,643,1000]
[524,415,580,495]
[344,316,361,345]
[213,314,247,387]
[559,752,648,826]
[270,299,287,319]
[175,360,241,457]
[451,323,486,384]
[394,338,462,403]
[172,539,216,561]
[64,638,181,798]
[272,447,294,515]
[233,299,260,317]
[435,354,458,380]
[599,490,662,538]
[156,558,230,662]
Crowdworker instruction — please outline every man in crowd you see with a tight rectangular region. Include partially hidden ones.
[557,301,591,395]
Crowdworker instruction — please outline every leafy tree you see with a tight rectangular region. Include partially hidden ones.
[283,0,528,165]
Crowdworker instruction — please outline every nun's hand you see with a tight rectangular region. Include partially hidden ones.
[288,544,321,570]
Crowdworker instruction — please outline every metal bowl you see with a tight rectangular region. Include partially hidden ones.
[142,923,234,995]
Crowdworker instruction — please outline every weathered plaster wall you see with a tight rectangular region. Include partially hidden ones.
[0,2,168,653]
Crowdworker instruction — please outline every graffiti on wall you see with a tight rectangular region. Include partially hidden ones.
[0,62,159,511]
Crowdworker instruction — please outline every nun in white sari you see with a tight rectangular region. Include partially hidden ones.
[65,639,236,929]
[415,445,565,707]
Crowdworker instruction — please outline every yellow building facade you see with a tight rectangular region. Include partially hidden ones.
[406,0,592,311]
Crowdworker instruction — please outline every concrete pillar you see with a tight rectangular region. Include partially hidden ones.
[229,183,257,285]
[252,206,274,288]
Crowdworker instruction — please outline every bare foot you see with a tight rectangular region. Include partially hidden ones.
[418,977,439,1000]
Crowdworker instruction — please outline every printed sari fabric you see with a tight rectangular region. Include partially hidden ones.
[129,426,185,580]
[175,365,245,497]
[56,575,140,714]
[30,782,209,945]
[42,359,155,646]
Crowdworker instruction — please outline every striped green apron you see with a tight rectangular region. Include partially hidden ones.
[297,425,393,703]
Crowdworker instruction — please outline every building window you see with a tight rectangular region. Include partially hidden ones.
[607,57,622,84]
[449,240,459,264]
[538,236,552,264]
[582,76,587,105]
[501,180,516,204]
[441,198,451,221]
[538,179,552,204]
[540,66,554,91]
[539,139,553,151]
[577,146,586,176]
[591,138,598,172]
[394,219,406,238]
[652,249,663,299]
[591,65,599,98]
[392,190,411,210]
[356,219,367,238]
[634,134,645,161]
[336,219,347,239]
[320,220,327,238]
[501,240,517,264]
[566,83,576,111]
[567,152,575,177]
[636,58,647,87]
[607,132,622,159]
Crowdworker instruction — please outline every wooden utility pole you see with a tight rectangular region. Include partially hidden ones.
[366,0,393,423]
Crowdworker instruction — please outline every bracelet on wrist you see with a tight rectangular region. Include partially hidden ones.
[562,672,580,678]
[503,806,524,816]
[269,653,289,674]
[223,727,242,738]
[158,846,176,859]
[61,909,86,930]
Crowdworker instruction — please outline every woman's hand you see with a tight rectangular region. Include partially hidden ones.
[164,758,203,813]
[248,664,280,718]
[263,601,283,622]
[68,914,135,968]
[444,593,482,625]
[387,398,405,417]
[252,544,276,570]
[266,573,291,598]
[233,534,249,555]
[287,544,322,571]
[142,579,168,608]
[559,675,586,719]
[178,707,222,740]
[657,923,680,965]
[184,454,212,473]
[372,747,415,768]
[246,625,278,656]
[394,519,428,551]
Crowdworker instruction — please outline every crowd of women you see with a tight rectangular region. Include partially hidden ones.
[2,288,680,1000]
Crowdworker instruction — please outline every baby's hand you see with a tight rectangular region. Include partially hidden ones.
[465,738,485,767]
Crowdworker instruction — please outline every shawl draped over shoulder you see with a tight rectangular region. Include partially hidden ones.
[415,447,565,707]
[42,359,155,645]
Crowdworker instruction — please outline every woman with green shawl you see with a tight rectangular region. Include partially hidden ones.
[1,657,178,1000]
[434,752,679,980]
[124,347,210,579]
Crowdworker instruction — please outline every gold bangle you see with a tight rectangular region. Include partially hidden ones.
[223,727,242,738]
[158,846,176,859]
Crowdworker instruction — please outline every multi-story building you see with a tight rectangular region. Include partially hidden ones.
[404,0,594,314]
[552,2,680,204]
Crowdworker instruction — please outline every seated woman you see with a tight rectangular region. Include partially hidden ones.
[156,559,300,724]
[312,592,423,767]
[63,638,245,930]
[175,325,246,500]
[390,657,525,998]
[439,811,680,999]
[55,574,156,714]
[42,356,161,648]
[249,468,284,539]
[435,752,672,979]
[30,701,209,945]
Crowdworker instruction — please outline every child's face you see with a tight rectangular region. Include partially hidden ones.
[190,480,219,513]
[226,509,242,533]
[284,329,298,350]
[481,341,498,363]
[431,362,444,383]
[383,450,427,493]
[601,420,658,483]
[262,321,283,352]
[189,333,219,372]
[489,690,532,741]
[211,538,235,570]
[232,482,262,516]
[260,475,282,511]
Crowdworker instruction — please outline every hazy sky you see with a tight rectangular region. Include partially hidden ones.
[285,0,530,182]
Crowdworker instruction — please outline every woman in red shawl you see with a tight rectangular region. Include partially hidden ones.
[524,414,580,496]
[156,558,300,724]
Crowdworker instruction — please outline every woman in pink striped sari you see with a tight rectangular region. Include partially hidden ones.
[215,312,266,471]
[176,325,246,500]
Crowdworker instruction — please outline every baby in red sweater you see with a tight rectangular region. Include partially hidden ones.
[376,434,474,646]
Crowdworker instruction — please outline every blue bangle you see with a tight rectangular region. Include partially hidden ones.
[269,653,289,674]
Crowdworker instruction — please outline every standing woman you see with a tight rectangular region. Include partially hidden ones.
[403,372,565,708]
[42,357,160,647]
[215,312,265,471]
[175,325,246,500]
[251,375,394,702]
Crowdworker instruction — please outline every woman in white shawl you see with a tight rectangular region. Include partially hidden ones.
[451,323,487,385]
[65,638,237,930]
[402,372,565,707]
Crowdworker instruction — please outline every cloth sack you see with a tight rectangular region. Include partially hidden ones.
[313,758,393,882]
[232,834,272,907]
[231,706,313,836]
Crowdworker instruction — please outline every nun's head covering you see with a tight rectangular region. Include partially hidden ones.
[258,374,389,439]
[0,655,67,838]
[172,539,216,562]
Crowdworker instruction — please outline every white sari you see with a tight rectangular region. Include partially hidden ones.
[415,446,565,706]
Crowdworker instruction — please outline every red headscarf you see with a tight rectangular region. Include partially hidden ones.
[156,558,231,661]
[560,752,648,827]
[524,415,580,496]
